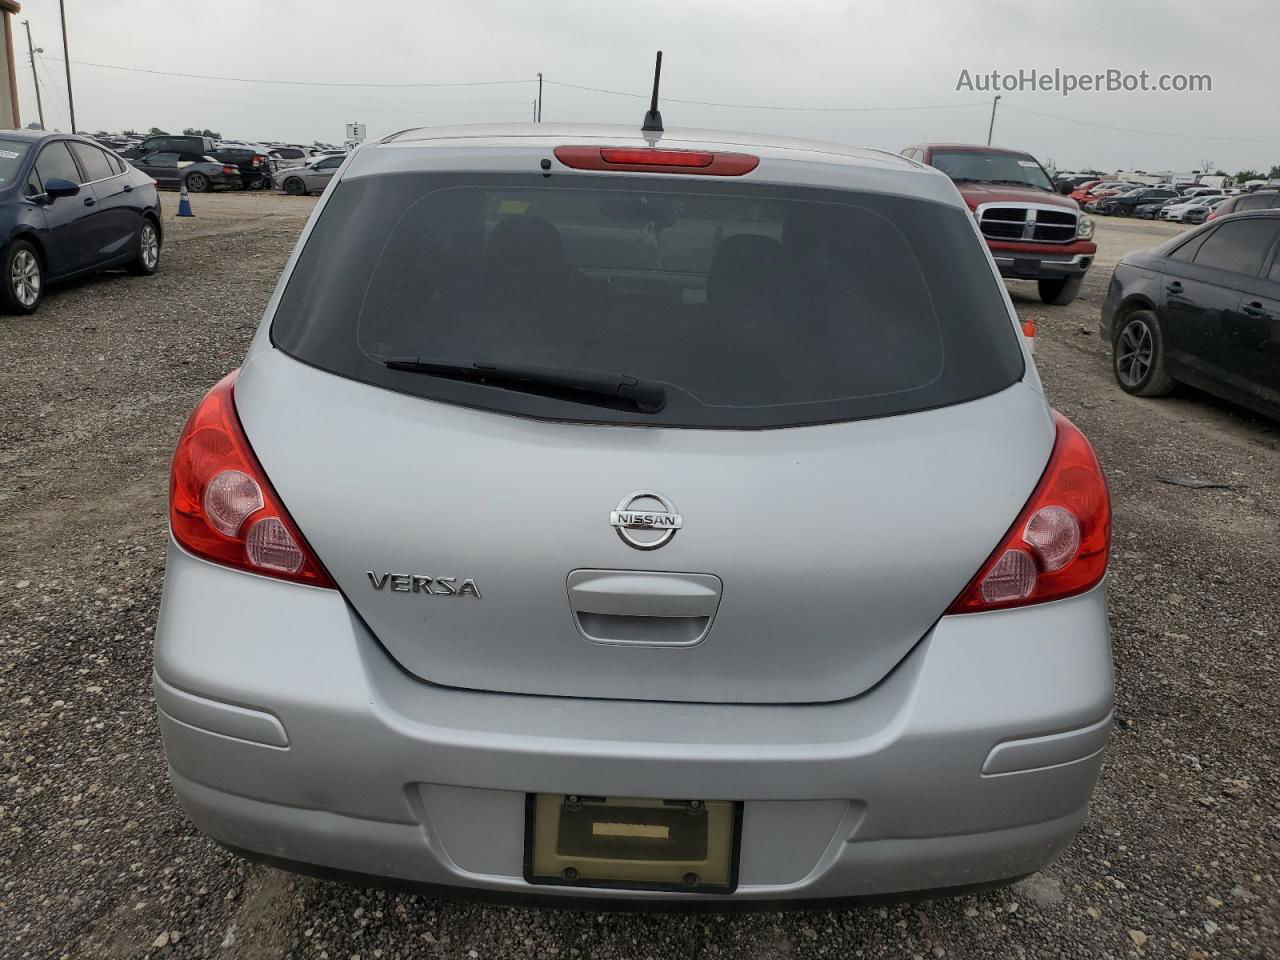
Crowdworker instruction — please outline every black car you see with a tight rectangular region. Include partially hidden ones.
[129,152,241,193]
[123,134,217,162]
[1101,209,1280,419]
[0,129,163,314]
[210,147,273,190]
[1132,198,1178,220]
[1095,186,1180,216]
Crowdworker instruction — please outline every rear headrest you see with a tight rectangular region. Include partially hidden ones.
[487,216,565,271]
[706,234,791,308]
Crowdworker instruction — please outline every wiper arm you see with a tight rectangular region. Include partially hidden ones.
[377,356,667,413]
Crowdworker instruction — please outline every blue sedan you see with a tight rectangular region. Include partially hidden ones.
[0,129,163,314]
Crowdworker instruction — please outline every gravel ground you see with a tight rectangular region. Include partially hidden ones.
[1,196,1277,959]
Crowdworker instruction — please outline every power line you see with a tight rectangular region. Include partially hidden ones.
[1003,104,1280,145]
[70,70,532,110]
[43,56,530,89]
[543,79,989,112]
[35,54,1280,147]
[39,56,989,113]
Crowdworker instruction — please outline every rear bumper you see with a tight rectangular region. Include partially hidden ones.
[155,541,1113,904]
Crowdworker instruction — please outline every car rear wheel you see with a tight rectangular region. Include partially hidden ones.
[284,177,307,196]
[2,239,43,314]
[185,172,209,193]
[1038,276,1083,306]
[1113,310,1175,396]
[129,218,162,276]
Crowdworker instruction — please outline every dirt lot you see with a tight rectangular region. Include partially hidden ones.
[2,196,1277,959]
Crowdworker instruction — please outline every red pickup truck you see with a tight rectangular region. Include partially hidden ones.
[900,144,1096,305]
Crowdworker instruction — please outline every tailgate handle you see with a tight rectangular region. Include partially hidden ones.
[567,570,723,647]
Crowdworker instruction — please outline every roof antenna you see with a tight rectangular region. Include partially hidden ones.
[641,51,664,134]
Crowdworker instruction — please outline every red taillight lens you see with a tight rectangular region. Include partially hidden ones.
[554,146,759,176]
[947,411,1110,613]
[222,165,238,175]
[169,371,335,588]
[600,147,714,167]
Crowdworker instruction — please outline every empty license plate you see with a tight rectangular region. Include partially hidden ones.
[524,794,741,893]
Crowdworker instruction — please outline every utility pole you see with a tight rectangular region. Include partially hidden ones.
[58,0,76,132]
[536,72,542,122]
[986,94,1001,146]
[21,21,43,131]
[531,99,536,122]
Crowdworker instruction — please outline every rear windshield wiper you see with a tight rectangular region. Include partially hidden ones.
[376,356,667,414]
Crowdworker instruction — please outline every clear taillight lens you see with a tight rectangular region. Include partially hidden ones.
[203,469,263,536]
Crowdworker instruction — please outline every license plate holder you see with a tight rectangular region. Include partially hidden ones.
[524,794,742,894]
[1013,258,1042,277]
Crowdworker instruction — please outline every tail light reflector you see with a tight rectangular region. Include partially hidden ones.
[947,411,1109,613]
[554,146,759,176]
[170,371,335,588]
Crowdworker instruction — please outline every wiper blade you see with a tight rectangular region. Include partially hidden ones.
[377,356,667,413]
[986,179,1051,190]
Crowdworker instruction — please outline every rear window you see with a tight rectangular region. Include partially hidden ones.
[271,173,1024,429]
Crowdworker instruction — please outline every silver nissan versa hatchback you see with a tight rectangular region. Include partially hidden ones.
[155,123,1114,904]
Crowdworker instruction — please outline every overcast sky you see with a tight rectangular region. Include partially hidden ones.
[14,0,1279,173]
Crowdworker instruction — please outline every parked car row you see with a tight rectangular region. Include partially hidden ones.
[89,132,343,190]
[92,133,347,195]
[1148,194,1230,223]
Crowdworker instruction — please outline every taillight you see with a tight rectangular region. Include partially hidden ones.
[554,146,759,176]
[169,371,335,588]
[252,154,264,167]
[947,412,1109,613]
[222,165,238,175]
